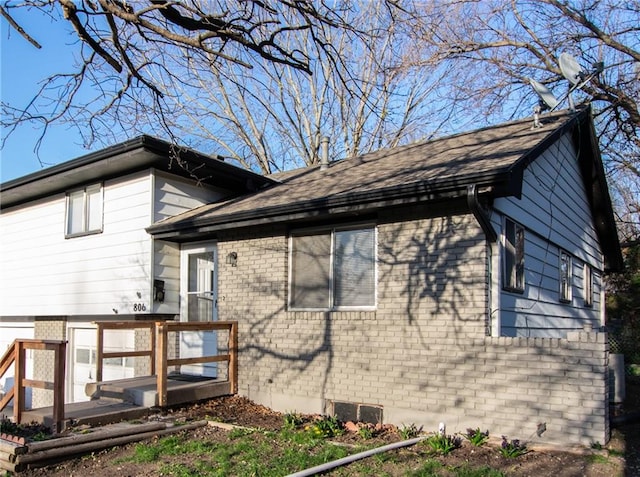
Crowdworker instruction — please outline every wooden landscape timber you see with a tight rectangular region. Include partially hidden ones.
[0,420,208,472]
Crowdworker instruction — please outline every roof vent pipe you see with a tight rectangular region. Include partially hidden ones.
[320,137,330,170]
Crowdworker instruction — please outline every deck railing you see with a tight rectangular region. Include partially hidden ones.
[0,339,66,433]
[95,321,238,407]
[95,321,157,383]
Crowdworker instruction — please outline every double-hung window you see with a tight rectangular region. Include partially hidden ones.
[66,184,103,237]
[289,226,376,310]
[503,218,525,292]
[559,250,572,302]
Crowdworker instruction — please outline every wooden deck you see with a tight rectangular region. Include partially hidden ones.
[20,374,232,429]
[0,321,238,432]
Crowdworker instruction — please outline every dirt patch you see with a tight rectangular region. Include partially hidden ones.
[161,394,285,430]
[22,391,636,477]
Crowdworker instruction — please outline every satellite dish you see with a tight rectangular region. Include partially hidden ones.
[559,53,584,86]
[528,51,604,126]
[529,78,559,110]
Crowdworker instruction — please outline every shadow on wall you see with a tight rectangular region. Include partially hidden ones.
[218,214,608,444]
[226,211,489,401]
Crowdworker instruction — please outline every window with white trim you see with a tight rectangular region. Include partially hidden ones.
[559,250,572,302]
[289,226,376,310]
[66,184,103,237]
[583,263,593,307]
[503,218,525,292]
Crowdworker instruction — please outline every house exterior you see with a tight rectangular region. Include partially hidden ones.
[1,106,622,445]
[0,136,273,403]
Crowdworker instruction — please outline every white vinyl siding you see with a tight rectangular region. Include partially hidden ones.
[289,226,376,310]
[0,171,233,317]
[151,174,228,314]
[494,133,603,337]
[152,240,181,314]
[0,172,154,316]
[153,173,228,222]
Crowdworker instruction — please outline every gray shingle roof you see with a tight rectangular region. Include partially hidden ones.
[145,105,623,270]
[148,109,582,238]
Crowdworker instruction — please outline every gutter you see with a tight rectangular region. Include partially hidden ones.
[148,171,513,239]
[1,135,276,210]
[467,184,497,242]
[1,135,274,192]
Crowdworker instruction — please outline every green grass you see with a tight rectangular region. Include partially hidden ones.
[131,435,217,463]
[586,454,610,465]
[119,427,354,477]
[407,460,505,477]
[608,448,625,458]
[114,428,525,477]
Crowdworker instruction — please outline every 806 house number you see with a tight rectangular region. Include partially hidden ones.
[133,303,147,312]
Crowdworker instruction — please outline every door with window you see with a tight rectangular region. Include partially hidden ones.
[180,244,218,377]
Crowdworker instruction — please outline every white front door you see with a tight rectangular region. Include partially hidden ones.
[180,244,218,376]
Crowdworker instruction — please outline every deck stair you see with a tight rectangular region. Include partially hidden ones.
[86,374,232,408]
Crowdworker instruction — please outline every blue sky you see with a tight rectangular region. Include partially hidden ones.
[1,8,92,183]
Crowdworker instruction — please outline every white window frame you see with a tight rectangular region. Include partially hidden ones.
[583,263,593,307]
[65,183,103,237]
[502,218,525,293]
[559,250,572,303]
[288,225,377,311]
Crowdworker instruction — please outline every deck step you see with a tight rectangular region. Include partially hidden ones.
[86,375,231,407]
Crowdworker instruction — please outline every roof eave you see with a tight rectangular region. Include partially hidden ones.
[573,111,623,272]
[1,135,276,209]
[147,171,514,240]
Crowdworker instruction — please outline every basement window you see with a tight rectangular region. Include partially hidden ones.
[289,226,376,310]
[559,250,572,302]
[503,218,525,292]
[66,184,103,237]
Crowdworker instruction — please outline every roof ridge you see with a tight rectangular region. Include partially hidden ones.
[268,108,581,174]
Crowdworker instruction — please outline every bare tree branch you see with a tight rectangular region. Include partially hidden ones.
[0,4,41,48]
[59,0,122,72]
[409,0,640,237]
